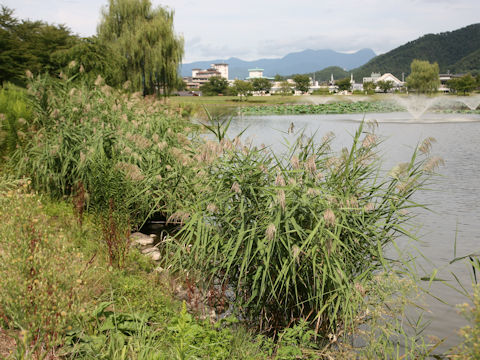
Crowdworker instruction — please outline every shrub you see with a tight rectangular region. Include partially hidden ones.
[166,121,437,338]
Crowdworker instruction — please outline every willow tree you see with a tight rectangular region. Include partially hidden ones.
[406,59,440,94]
[97,0,184,96]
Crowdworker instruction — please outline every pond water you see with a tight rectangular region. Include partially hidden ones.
[226,111,480,352]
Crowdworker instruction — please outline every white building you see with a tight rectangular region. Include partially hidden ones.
[246,68,264,79]
[212,63,228,80]
[184,63,229,89]
[362,72,404,92]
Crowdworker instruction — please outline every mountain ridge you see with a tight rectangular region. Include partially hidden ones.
[181,48,376,79]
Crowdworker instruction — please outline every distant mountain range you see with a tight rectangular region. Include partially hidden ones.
[351,23,480,80]
[181,49,376,79]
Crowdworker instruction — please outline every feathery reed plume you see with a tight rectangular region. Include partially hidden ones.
[115,162,145,181]
[68,60,76,69]
[277,189,286,210]
[266,223,276,241]
[167,211,190,225]
[306,188,320,197]
[316,171,324,181]
[25,69,33,79]
[290,155,300,169]
[79,64,84,73]
[275,172,286,186]
[157,141,168,151]
[364,202,375,212]
[94,75,103,86]
[231,182,241,194]
[323,209,336,227]
[423,156,444,172]
[419,136,437,154]
[346,197,358,208]
[207,203,218,213]
[305,156,317,175]
[322,131,335,144]
[288,122,295,134]
[389,162,409,179]
[362,134,377,148]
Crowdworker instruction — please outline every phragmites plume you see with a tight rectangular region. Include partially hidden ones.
[231,182,241,194]
[305,156,317,175]
[152,133,159,143]
[167,211,190,225]
[346,197,358,208]
[362,134,377,148]
[79,151,86,164]
[364,202,375,212]
[292,245,300,262]
[115,162,145,181]
[68,60,77,69]
[306,188,320,197]
[233,136,242,148]
[123,80,131,90]
[322,131,335,144]
[157,141,168,151]
[389,162,409,179]
[419,136,437,154]
[25,69,33,79]
[290,155,300,170]
[266,223,276,241]
[207,203,218,213]
[17,118,27,125]
[94,75,104,87]
[323,209,336,227]
[275,172,286,186]
[79,64,84,73]
[288,122,295,134]
[423,156,445,172]
[316,171,324,181]
[220,138,233,151]
[126,133,152,150]
[366,119,379,131]
[276,189,286,210]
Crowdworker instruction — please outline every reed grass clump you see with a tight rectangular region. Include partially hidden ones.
[167,120,435,339]
[9,74,197,227]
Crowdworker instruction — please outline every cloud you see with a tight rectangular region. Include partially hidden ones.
[4,0,480,61]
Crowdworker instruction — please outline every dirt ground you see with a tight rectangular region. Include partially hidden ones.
[0,328,15,358]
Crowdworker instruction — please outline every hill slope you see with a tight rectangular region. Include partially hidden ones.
[181,49,376,79]
[352,23,480,79]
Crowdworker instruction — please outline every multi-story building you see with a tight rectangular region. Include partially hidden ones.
[184,63,229,89]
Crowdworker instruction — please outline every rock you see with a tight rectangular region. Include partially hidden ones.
[141,247,158,254]
[149,234,157,239]
[149,252,161,261]
[131,232,154,246]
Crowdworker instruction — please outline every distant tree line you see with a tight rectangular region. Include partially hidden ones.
[0,0,184,97]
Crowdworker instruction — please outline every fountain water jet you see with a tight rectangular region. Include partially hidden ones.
[392,95,440,120]
[457,94,480,110]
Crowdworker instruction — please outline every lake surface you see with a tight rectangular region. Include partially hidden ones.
[227,111,480,352]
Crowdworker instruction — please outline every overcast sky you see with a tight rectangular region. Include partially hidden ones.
[3,0,480,63]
